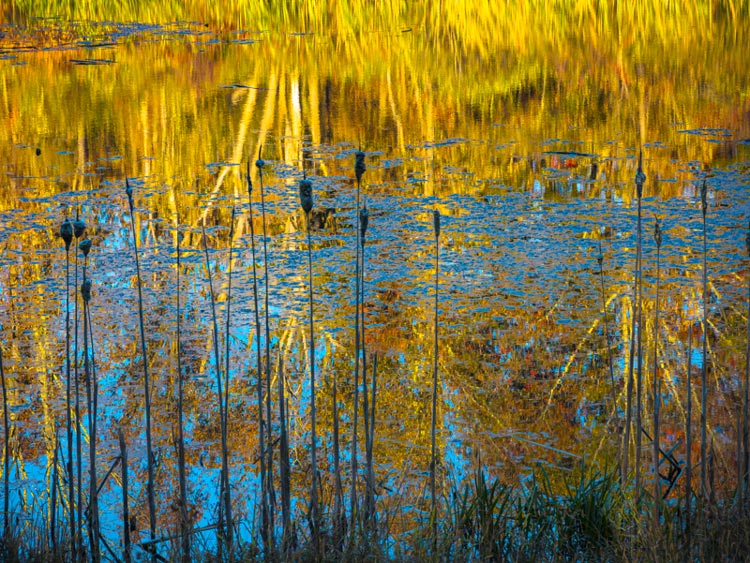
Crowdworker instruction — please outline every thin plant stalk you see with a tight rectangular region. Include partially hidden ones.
[60,218,76,561]
[175,224,190,563]
[743,221,750,500]
[652,217,662,525]
[635,150,645,500]
[73,215,85,560]
[246,165,272,550]
[685,324,693,562]
[201,222,231,554]
[125,178,157,558]
[257,151,276,529]
[430,209,441,547]
[81,274,100,563]
[299,177,319,544]
[50,429,58,554]
[332,348,343,538]
[361,203,375,523]
[700,180,709,499]
[351,151,365,528]
[1,324,10,541]
[222,205,236,549]
[119,427,131,563]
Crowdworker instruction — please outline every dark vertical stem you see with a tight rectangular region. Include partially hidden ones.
[635,150,645,500]
[201,223,229,555]
[305,213,319,545]
[50,429,58,554]
[74,243,83,558]
[119,427,131,563]
[700,180,708,500]
[82,275,100,563]
[351,162,363,528]
[1,329,9,541]
[246,167,270,551]
[63,239,77,561]
[257,157,276,528]
[743,221,749,501]
[652,218,662,525]
[175,226,190,563]
[430,209,441,550]
[685,324,693,561]
[222,207,235,550]
[125,179,157,559]
[362,233,375,522]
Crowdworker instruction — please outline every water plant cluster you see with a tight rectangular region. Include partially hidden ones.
[1,145,750,563]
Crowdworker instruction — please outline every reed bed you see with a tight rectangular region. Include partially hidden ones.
[0,149,748,563]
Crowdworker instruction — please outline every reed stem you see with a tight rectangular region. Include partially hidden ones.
[635,150,645,500]
[430,209,441,550]
[175,223,190,563]
[1,323,9,542]
[125,178,157,559]
[700,180,708,499]
[652,217,662,525]
[743,221,750,501]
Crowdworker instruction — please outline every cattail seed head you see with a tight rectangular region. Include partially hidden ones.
[360,203,369,241]
[73,218,85,239]
[79,238,92,258]
[81,279,92,303]
[299,178,313,215]
[60,219,73,250]
[654,217,662,249]
[746,221,750,258]
[256,146,265,172]
[355,151,366,183]
[635,149,646,199]
[433,209,441,239]
[125,177,133,203]
[700,180,708,217]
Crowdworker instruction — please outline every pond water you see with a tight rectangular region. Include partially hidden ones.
[1,6,750,556]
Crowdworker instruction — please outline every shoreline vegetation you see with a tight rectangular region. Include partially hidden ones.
[2,3,750,562]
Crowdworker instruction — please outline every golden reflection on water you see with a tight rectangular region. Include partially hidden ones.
[1,10,750,539]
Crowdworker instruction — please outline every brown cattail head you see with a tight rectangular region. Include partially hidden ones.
[299,178,313,215]
[635,149,646,199]
[355,150,366,183]
[60,219,73,251]
[433,209,441,239]
[125,177,133,204]
[73,217,85,239]
[360,202,369,241]
[746,221,750,258]
[654,217,662,249]
[597,240,603,268]
[79,238,92,258]
[700,180,708,218]
[81,279,92,303]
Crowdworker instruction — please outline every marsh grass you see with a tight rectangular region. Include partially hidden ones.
[744,221,750,500]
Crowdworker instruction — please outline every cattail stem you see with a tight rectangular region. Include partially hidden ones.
[125,179,157,559]
[257,155,276,534]
[246,165,271,551]
[430,209,441,550]
[1,325,10,541]
[306,212,320,543]
[652,218,662,525]
[50,429,59,553]
[175,224,190,563]
[596,241,618,421]
[700,180,709,500]
[201,222,230,555]
[362,226,375,523]
[743,221,750,501]
[82,273,100,563]
[635,150,645,500]
[119,427,131,563]
[685,324,693,561]
[222,207,236,550]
